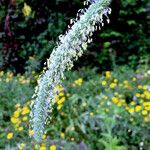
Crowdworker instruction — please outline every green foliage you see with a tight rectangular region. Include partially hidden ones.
[99,133,127,150]
[0,66,150,149]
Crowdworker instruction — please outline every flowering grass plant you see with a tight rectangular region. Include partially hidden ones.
[31,0,112,142]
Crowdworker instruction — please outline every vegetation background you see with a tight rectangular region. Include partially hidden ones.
[0,0,150,150]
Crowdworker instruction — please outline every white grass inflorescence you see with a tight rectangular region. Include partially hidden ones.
[30,0,112,142]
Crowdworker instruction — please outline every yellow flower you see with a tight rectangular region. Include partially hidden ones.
[57,104,63,110]
[143,85,148,90]
[114,92,118,96]
[7,132,13,139]
[105,71,111,78]
[135,93,140,98]
[90,112,94,116]
[74,78,83,86]
[128,108,134,114]
[105,108,109,112]
[18,127,23,131]
[110,83,116,88]
[50,145,56,150]
[82,102,87,107]
[40,146,46,150]
[19,143,25,150]
[11,117,19,124]
[130,101,135,106]
[59,92,64,97]
[138,85,142,89]
[132,77,136,81]
[144,117,149,122]
[13,110,20,118]
[22,106,30,115]
[71,127,75,131]
[22,116,28,121]
[26,101,31,105]
[112,97,119,104]
[0,71,4,76]
[123,80,128,84]
[114,79,118,83]
[15,103,21,108]
[142,110,148,115]
[57,97,65,105]
[117,102,122,107]
[29,130,34,136]
[144,91,150,99]
[135,105,141,112]
[22,3,32,17]
[101,80,107,86]
[42,134,46,140]
[60,132,65,138]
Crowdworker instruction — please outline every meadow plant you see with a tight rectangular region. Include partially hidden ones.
[31,0,112,142]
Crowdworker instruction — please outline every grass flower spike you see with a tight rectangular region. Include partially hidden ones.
[31,0,112,142]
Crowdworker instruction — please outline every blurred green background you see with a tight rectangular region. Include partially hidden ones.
[0,0,150,150]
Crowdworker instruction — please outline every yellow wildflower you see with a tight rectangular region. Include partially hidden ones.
[22,106,30,115]
[42,134,46,140]
[82,102,87,107]
[40,146,46,150]
[60,132,65,138]
[132,77,136,81]
[22,116,28,121]
[0,71,4,76]
[144,91,150,99]
[57,97,65,105]
[11,117,19,124]
[123,80,128,84]
[128,108,134,113]
[22,3,32,17]
[90,112,94,116]
[138,85,142,89]
[74,78,83,86]
[29,129,34,136]
[144,117,149,122]
[135,105,141,112]
[112,97,119,104]
[135,93,140,98]
[105,71,111,78]
[114,79,118,83]
[71,127,75,131]
[26,101,30,105]
[57,104,63,110]
[110,83,116,88]
[59,92,64,97]
[19,143,25,150]
[143,85,148,90]
[117,102,122,107]
[130,101,135,106]
[7,132,13,139]
[18,127,23,131]
[13,110,20,118]
[143,102,150,106]
[50,145,56,150]
[142,110,148,115]
[101,80,107,86]
[15,103,21,108]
